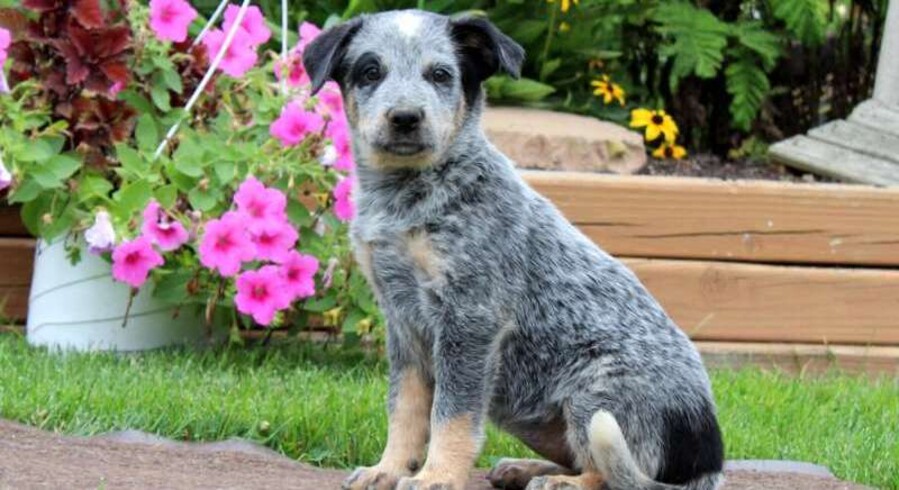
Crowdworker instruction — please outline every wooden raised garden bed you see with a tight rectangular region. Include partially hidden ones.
[2,171,898,373]
[0,206,32,325]
[523,171,899,375]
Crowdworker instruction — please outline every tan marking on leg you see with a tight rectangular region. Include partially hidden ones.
[379,368,433,474]
[414,415,479,488]
[405,230,442,280]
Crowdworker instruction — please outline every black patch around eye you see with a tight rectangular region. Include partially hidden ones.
[350,52,385,88]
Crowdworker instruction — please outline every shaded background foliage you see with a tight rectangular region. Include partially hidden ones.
[191,0,887,156]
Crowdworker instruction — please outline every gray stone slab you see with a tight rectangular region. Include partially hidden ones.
[769,135,899,186]
[849,100,899,136]
[808,120,899,164]
[725,459,834,477]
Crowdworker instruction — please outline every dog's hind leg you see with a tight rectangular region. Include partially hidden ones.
[487,458,576,490]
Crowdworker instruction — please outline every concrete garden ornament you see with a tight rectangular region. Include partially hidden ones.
[0,0,376,350]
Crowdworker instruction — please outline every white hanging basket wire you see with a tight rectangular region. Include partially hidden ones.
[154,0,291,159]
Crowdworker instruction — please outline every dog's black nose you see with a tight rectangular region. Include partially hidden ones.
[388,108,424,133]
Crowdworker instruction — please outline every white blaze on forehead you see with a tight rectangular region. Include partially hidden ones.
[394,11,424,38]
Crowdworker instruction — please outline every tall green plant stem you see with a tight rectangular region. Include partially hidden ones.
[540,5,558,82]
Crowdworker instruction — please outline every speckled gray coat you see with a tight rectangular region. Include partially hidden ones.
[303,10,724,490]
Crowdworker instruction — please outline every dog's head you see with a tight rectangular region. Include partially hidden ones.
[303,10,524,170]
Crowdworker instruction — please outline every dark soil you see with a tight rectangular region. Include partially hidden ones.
[638,154,838,183]
[0,419,870,490]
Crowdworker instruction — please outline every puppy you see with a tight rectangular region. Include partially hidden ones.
[303,10,724,490]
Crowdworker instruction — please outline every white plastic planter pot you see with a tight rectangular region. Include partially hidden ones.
[26,239,213,352]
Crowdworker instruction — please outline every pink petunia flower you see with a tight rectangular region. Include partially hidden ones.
[235,265,291,325]
[297,21,321,52]
[111,237,164,288]
[274,51,309,88]
[279,251,318,300]
[270,101,325,146]
[317,82,345,117]
[149,0,198,43]
[326,118,355,172]
[251,220,298,262]
[0,27,11,67]
[108,81,125,98]
[199,211,256,277]
[202,28,258,78]
[332,177,355,222]
[233,177,288,229]
[0,159,12,192]
[222,4,271,47]
[84,210,116,254]
[141,200,189,252]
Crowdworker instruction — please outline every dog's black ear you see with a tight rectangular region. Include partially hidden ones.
[450,16,525,82]
[303,18,364,95]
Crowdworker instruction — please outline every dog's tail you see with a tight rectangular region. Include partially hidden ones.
[589,411,722,490]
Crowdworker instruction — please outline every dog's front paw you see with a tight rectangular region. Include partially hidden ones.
[342,466,403,490]
[395,473,458,490]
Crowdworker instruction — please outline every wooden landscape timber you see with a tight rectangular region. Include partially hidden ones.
[3,171,899,372]
[523,171,899,267]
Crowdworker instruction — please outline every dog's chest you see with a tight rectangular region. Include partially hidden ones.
[351,221,445,294]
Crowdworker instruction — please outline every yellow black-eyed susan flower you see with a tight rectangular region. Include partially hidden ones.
[652,142,688,160]
[548,0,578,13]
[630,108,679,143]
[591,75,626,106]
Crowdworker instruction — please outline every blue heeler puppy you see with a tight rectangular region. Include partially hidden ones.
[303,10,724,490]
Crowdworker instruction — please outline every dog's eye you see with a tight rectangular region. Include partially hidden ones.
[429,67,452,84]
[363,65,382,84]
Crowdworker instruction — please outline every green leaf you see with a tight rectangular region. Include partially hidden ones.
[653,2,729,83]
[173,138,206,177]
[150,84,172,112]
[8,179,43,204]
[303,295,338,312]
[49,154,81,179]
[497,77,556,101]
[161,67,184,94]
[770,0,825,46]
[341,309,366,335]
[119,90,155,114]
[213,161,236,184]
[540,58,563,81]
[31,154,81,189]
[18,136,64,162]
[165,163,198,192]
[188,187,218,212]
[114,179,153,217]
[733,22,782,70]
[155,184,179,209]
[726,56,770,131]
[287,199,312,227]
[135,114,159,154]
[42,201,76,240]
[116,144,146,175]
[153,270,194,304]
[77,175,114,202]
[20,193,52,236]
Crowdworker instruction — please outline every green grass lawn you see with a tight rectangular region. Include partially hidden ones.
[0,335,896,489]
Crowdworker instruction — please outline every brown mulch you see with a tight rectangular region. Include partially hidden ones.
[637,154,838,183]
[0,419,870,490]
